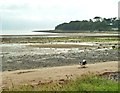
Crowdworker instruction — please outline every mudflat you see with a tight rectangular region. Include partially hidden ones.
[1,42,119,71]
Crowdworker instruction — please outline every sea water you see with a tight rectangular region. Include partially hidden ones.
[0,30,57,35]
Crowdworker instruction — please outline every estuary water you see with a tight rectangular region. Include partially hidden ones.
[0,30,59,39]
[0,30,56,35]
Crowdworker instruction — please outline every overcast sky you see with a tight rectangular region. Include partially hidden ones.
[0,0,119,34]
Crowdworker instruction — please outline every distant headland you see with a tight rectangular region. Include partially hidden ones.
[33,17,120,33]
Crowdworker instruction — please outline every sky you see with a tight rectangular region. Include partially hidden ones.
[0,0,120,34]
[118,1,120,18]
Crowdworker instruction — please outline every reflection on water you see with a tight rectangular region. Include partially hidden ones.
[1,42,88,57]
[0,44,26,47]
[0,30,58,38]
[0,30,56,35]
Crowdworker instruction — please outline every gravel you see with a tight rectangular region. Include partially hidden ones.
[1,43,119,71]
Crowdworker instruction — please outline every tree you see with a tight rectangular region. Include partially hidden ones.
[118,18,120,31]
[94,16,101,22]
[55,17,118,31]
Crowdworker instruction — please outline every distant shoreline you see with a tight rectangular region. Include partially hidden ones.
[33,30,119,33]
[0,30,119,36]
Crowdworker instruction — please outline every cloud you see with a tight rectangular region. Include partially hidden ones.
[0,0,119,32]
[118,1,120,18]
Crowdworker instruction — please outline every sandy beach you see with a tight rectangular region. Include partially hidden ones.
[2,61,118,88]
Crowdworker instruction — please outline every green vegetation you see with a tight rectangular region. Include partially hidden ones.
[2,36,119,43]
[3,75,119,91]
[55,17,119,31]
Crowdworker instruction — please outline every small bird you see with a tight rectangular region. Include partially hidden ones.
[79,59,87,68]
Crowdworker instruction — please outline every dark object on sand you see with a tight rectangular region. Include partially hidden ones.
[79,60,87,68]
[112,46,115,49]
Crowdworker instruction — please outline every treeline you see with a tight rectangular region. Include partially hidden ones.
[55,17,120,31]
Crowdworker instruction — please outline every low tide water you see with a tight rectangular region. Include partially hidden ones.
[0,30,60,39]
[0,30,57,35]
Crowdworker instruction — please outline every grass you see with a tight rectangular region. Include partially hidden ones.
[3,75,119,91]
[24,37,119,48]
[29,44,95,48]
[2,36,119,43]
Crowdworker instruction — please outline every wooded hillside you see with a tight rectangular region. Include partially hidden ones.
[55,17,120,31]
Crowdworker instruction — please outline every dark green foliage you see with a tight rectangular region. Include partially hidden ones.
[118,18,120,31]
[55,17,119,31]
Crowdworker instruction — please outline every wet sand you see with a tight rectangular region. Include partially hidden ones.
[1,42,119,71]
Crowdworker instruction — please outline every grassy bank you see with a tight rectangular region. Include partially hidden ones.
[3,75,119,91]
